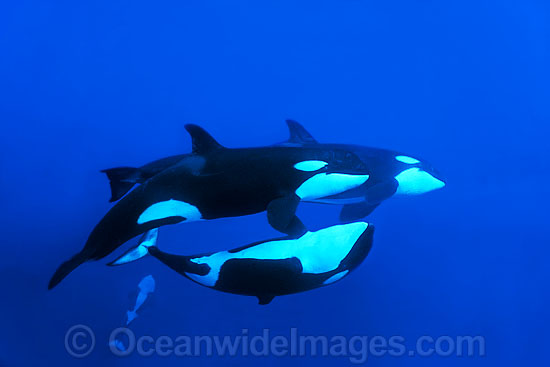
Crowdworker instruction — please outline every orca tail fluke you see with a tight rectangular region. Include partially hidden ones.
[48,251,88,290]
[101,167,142,202]
[107,229,159,266]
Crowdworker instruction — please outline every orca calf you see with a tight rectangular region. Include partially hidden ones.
[113,222,374,305]
[48,125,370,289]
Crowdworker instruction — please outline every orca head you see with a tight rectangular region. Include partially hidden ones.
[318,222,374,285]
[392,154,446,195]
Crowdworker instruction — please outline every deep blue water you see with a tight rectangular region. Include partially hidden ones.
[1,1,549,366]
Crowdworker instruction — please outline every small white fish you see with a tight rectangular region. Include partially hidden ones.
[126,275,155,325]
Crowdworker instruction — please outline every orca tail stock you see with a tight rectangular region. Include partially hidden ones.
[107,229,159,266]
[101,167,143,202]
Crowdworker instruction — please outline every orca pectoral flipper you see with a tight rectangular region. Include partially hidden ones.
[148,247,210,277]
[267,194,307,237]
[340,202,380,222]
[107,229,159,266]
[364,180,399,205]
[340,180,398,221]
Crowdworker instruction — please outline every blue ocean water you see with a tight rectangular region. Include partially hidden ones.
[1,0,548,366]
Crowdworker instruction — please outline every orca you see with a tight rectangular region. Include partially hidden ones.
[282,120,446,221]
[112,222,374,305]
[102,121,446,220]
[101,123,318,202]
[48,125,371,289]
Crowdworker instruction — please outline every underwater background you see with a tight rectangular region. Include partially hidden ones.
[1,0,548,366]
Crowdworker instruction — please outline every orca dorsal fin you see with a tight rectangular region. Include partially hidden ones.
[185,124,224,154]
[285,120,318,144]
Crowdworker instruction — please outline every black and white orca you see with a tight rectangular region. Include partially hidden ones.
[282,120,446,220]
[102,121,446,221]
[113,222,374,305]
[48,125,371,289]
[101,123,319,202]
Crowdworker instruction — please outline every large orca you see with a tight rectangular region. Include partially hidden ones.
[48,125,370,289]
[101,123,320,202]
[101,123,322,202]
[112,222,374,305]
[102,121,446,221]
